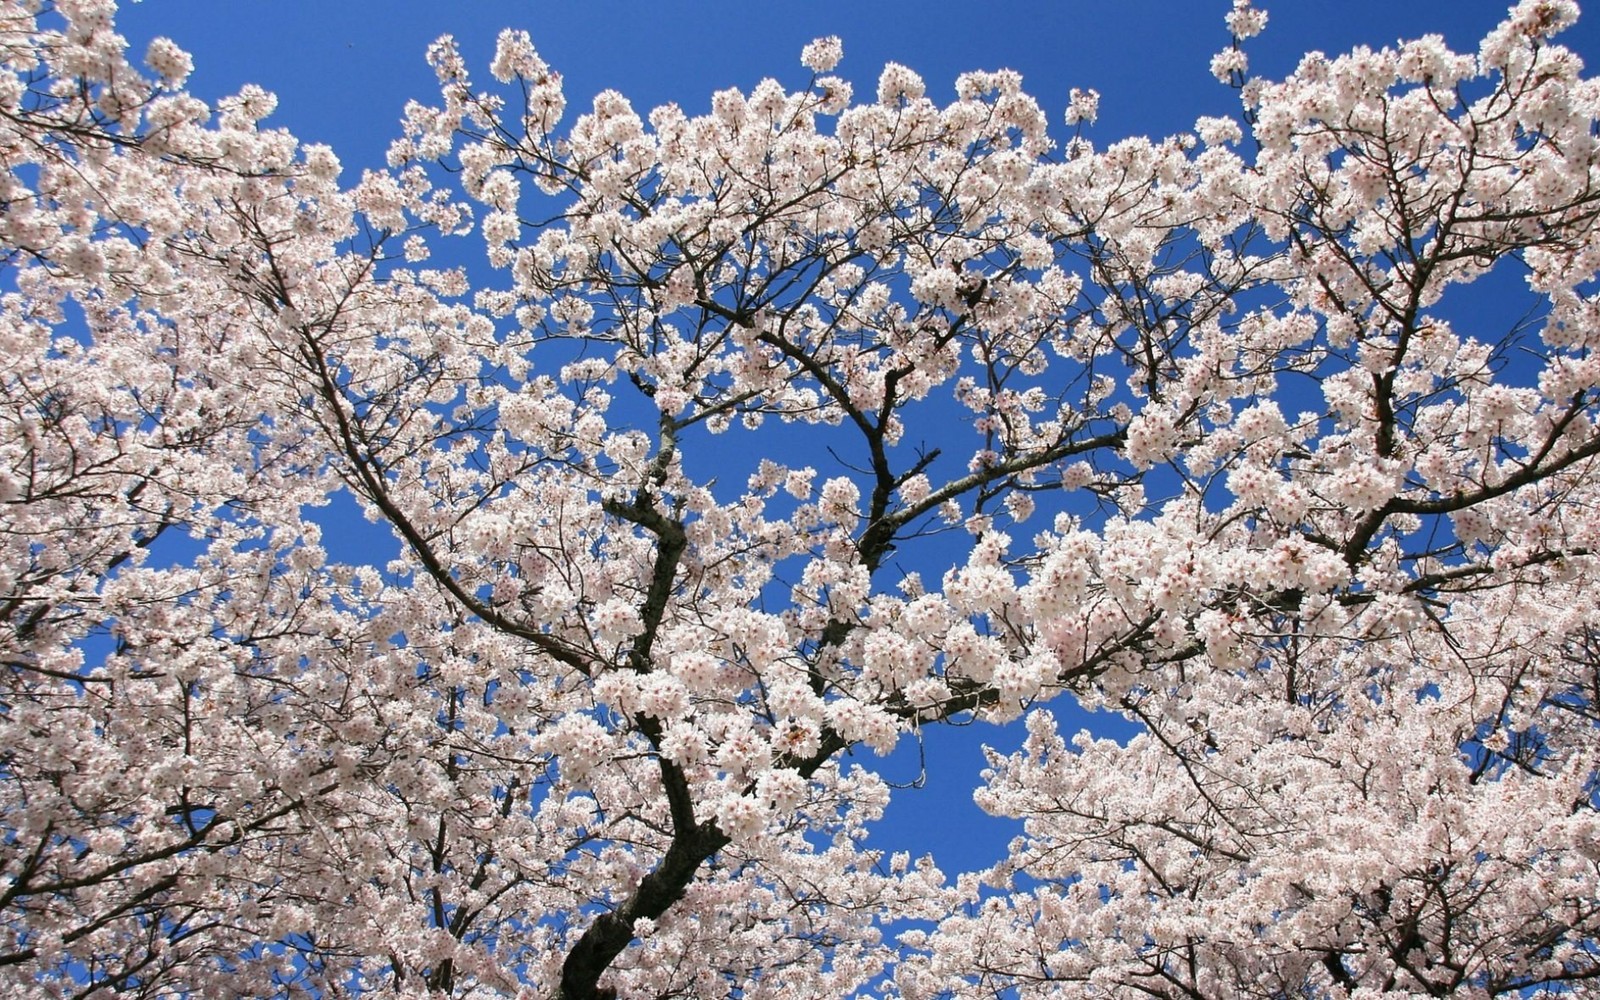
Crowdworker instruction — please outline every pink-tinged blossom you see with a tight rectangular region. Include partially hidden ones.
[876,61,926,105]
[143,36,192,86]
[1210,46,1249,83]
[1064,86,1100,125]
[489,28,547,84]
[1225,0,1267,39]
[801,35,844,73]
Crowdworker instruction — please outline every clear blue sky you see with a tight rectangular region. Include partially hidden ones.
[111,0,1600,875]
[120,1,1593,170]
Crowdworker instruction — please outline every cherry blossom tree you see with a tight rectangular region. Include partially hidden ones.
[2,0,1598,996]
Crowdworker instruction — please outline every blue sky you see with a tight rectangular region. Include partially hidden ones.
[110,0,1600,876]
[120,1,1595,170]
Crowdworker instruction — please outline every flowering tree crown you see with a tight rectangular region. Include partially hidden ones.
[2,1,1599,997]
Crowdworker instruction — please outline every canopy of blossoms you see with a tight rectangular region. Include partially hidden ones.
[1,0,1597,996]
